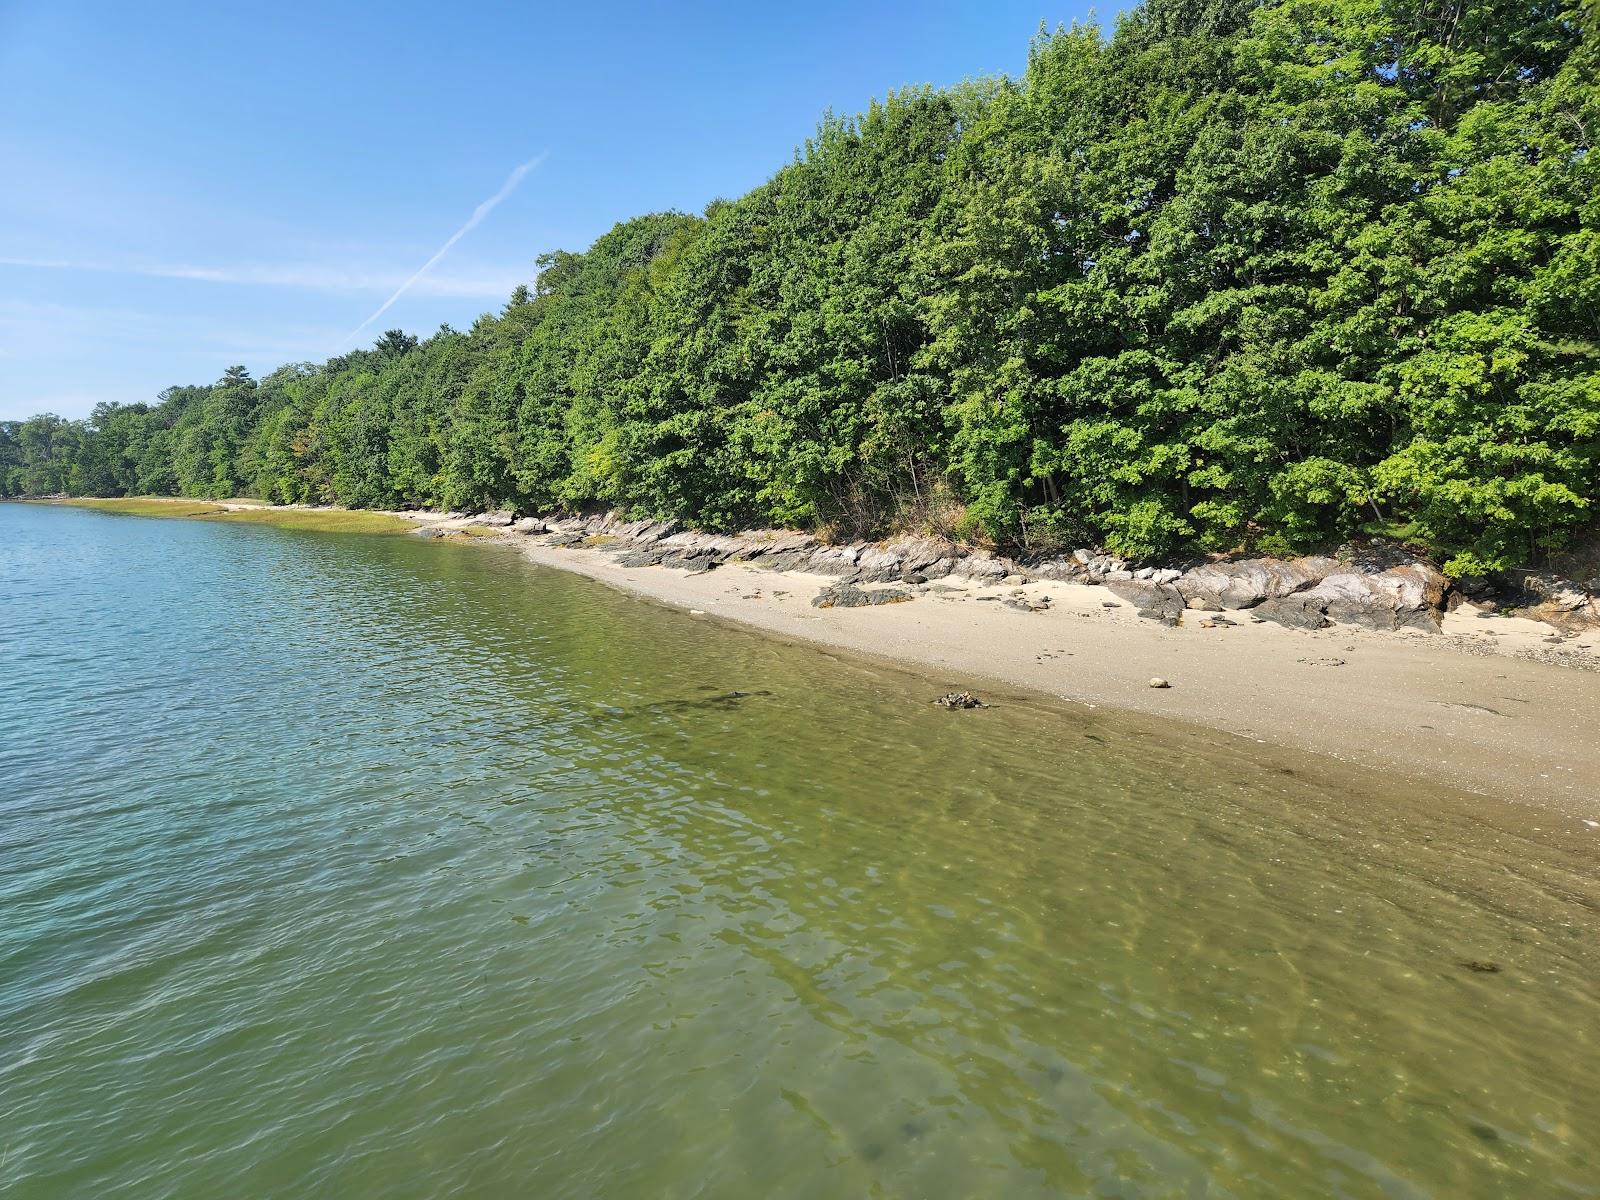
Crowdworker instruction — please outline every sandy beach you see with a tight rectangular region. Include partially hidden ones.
[49,496,1600,815]
[498,535,1600,816]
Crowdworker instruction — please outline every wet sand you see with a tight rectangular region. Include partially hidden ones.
[45,497,1600,814]
[504,538,1600,816]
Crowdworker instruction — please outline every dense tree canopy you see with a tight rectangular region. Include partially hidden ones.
[5,0,1596,574]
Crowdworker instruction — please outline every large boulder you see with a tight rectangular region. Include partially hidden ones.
[805,544,867,577]
[854,546,907,583]
[747,532,819,572]
[1255,562,1448,632]
[1507,572,1600,632]
[1176,556,1336,610]
[812,583,914,608]
[953,553,1009,582]
[885,536,959,580]
[1106,579,1186,621]
[1030,559,1088,583]
[1250,594,1332,629]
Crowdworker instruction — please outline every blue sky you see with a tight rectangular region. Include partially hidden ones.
[0,1,1104,421]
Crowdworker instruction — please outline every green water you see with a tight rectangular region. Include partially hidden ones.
[2,502,1596,1199]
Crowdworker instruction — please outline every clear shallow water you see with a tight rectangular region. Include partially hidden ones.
[2,503,1597,1200]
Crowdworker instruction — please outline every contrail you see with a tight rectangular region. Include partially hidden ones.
[339,152,546,347]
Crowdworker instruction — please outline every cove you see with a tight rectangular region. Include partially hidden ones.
[2,501,1596,1199]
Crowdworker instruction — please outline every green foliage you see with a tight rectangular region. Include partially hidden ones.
[11,0,1598,573]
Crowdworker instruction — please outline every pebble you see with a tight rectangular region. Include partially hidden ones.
[1149,677,1171,689]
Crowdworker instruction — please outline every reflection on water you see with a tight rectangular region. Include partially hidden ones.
[1,502,1596,1199]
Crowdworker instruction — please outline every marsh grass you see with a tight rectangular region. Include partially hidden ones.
[62,497,414,535]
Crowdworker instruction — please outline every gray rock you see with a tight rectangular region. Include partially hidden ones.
[616,546,671,568]
[760,549,813,572]
[1316,564,1447,632]
[1107,580,1186,621]
[1031,559,1087,582]
[855,547,907,583]
[953,553,1008,581]
[1508,572,1600,632]
[1086,555,1130,577]
[806,544,866,576]
[1252,596,1333,629]
[1249,562,1447,632]
[1175,557,1334,611]
[765,532,818,555]
[885,536,959,579]
[811,583,914,608]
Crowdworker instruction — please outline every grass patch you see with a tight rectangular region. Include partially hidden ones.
[66,497,236,518]
[1359,518,1425,543]
[62,496,414,535]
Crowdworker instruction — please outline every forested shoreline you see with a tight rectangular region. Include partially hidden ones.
[4,0,1596,575]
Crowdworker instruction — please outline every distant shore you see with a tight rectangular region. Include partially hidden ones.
[45,496,1600,816]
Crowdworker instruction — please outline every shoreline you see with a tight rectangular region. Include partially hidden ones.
[495,534,1600,818]
[37,496,1600,815]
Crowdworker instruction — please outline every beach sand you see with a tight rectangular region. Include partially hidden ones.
[504,537,1600,816]
[47,497,1599,814]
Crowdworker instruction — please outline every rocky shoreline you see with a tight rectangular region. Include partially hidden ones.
[414,509,1600,639]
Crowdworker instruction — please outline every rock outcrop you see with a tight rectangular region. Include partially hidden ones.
[1174,557,1335,610]
[1251,561,1449,632]
[450,509,1598,635]
[1106,579,1186,622]
[1500,571,1600,633]
[811,583,914,608]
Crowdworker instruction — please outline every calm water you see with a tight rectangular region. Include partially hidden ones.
[2,503,1597,1199]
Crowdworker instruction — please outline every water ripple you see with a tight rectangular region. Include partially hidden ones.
[1,502,1597,1199]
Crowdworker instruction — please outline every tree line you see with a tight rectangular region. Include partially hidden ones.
[4,0,1596,575]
